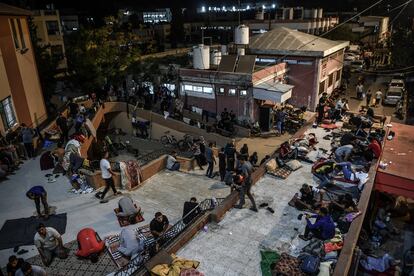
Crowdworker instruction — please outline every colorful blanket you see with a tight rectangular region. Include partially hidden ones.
[120,160,143,190]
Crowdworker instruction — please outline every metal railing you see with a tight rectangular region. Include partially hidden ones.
[114,198,223,276]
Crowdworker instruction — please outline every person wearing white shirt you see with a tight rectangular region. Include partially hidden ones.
[99,151,120,203]
[166,151,180,171]
[375,89,383,107]
[15,262,46,276]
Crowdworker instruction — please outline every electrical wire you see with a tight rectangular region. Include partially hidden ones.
[390,0,412,25]
[388,0,413,13]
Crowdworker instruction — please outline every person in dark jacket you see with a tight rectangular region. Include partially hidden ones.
[299,207,335,241]
[218,148,226,181]
[224,140,236,171]
[239,144,249,159]
[249,152,258,166]
[182,197,201,224]
[26,186,49,219]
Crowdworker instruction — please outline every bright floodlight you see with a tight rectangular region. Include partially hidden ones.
[262,5,266,9]
[272,4,276,8]
[246,5,250,10]
[201,6,206,12]
[232,6,236,11]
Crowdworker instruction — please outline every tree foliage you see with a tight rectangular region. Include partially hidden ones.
[28,17,59,113]
[391,27,414,68]
[324,25,360,43]
[65,16,141,92]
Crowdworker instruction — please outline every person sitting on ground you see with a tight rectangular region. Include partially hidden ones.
[334,144,354,162]
[15,262,46,276]
[249,152,258,166]
[340,133,357,146]
[26,186,49,219]
[118,228,145,259]
[292,184,325,210]
[279,141,298,161]
[299,207,335,241]
[329,194,357,220]
[367,136,381,159]
[117,196,141,222]
[150,212,170,239]
[75,228,105,262]
[166,151,180,171]
[182,197,201,224]
[260,155,271,165]
[239,144,249,159]
[375,205,399,237]
[7,255,24,276]
[34,223,69,266]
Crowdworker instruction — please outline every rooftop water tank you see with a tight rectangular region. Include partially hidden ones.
[235,25,249,45]
[193,44,210,70]
[210,50,222,65]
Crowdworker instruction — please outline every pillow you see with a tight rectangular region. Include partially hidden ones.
[317,261,333,276]
[265,159,278,172]
[286,160,302,171]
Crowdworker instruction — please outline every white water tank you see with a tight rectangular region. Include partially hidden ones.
[311,9,318,19]
[221,45,228,55]
[210,50,222,65]
[193,44,210,70]
[237,48,245,56]
[235,25,249,45]
[317,8,323,18]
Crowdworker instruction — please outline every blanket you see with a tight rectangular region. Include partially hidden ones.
[267,167,292,179]
[114,207,145,227]
[151,254,200,276]
[0,214,67,250]
[120,160,143,190]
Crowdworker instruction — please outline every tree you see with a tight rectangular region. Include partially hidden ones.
[28,17,59,114]
[324,25,360,43]
[65,16,141,92]
[391,27,414,68]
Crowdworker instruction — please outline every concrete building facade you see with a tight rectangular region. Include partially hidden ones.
[32,9,67,69]
[0,3,47,134]
[349,16,390,46]
[249,27,349,110]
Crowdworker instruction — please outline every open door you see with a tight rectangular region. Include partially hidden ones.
[259,107,270,131]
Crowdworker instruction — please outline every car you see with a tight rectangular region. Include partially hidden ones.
[383,86,404,106]
[350,60,365,72]
[389,79,405,91]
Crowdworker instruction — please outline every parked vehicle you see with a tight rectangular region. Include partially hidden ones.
[383,87,404,106]
[350,60,365,72]
[177,134,194,152]
[389,79,405,91]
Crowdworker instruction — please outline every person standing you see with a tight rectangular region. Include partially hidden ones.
[366,90,372,107]
[205,142,216,178]
[218,148,226,181]
[234,157,258,212]
[356,83,363,100]
[191,143,204,170]
[224,140,236,171]
[26,186,49,219]
[56,113,69,144]
[99,151,120,203]
[20,124,35,159]
[375,89,383,107]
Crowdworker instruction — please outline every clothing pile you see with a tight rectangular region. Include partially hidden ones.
[70,173,94,194]
[150,254,203,276]
[119,160,143,190]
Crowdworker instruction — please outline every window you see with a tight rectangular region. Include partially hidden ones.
[328,73,334,87]
[193,86,203,93]
[46,21,60,35]
[9,19,20,49]
[336,69,342,81]
[184,84,192,91]
[240,90,247,97]
[16,19,26,49]
[203,87,213,94]
[228,88,236,96]
[51,45,64,60]
[319,80,326,94]
[0,97,17,130]
[218,87,225,94]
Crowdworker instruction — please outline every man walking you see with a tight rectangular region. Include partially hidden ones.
[366,90,372,107]
[234,157,258,212]
[56,113,69,144]
[26,186,49,219]
[99,151,120,203]
[205,142,216,178]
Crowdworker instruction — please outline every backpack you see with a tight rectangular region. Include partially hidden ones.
[300,254,320,274]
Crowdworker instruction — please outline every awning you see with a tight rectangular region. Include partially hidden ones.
[253,82,293,103]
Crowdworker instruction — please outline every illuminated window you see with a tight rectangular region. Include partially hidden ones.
[240,90,247,96]
[203,87,213,94]
[229,89,236,96]
[184,84,192,91]
[218,87,225,94]
[0,97,17,129]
